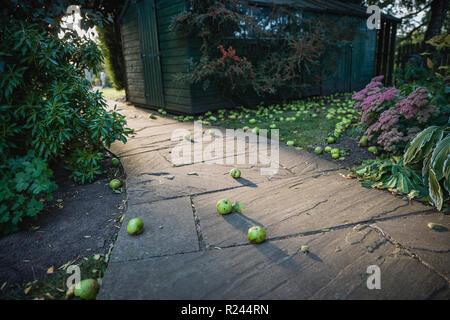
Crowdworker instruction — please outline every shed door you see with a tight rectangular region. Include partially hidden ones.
[137,0,164,107]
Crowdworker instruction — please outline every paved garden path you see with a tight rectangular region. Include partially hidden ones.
[98,100,450,299]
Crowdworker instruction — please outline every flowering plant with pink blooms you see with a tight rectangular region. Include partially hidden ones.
[352,75,446,154]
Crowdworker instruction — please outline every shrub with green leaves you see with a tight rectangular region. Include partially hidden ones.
[66,149,104,184]
[0,152,58,235]
[0,2,132,234]
[352,156,428,198]
[403,125,449,211]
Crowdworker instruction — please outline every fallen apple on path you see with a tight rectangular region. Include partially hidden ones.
[230,168,241,179]
[314,146,323,154]
[127,217,144,235]
[248,226,266,244]
[216,199,233,215]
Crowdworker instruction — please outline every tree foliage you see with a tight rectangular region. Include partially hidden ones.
[171,0,357,104]
[0,0,132,234]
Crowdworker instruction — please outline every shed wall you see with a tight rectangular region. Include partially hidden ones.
[121,1,146,105]
[157,0,194,113]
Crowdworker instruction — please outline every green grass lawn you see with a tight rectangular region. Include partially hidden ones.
[96,87,125,101]
[165,92,360,152]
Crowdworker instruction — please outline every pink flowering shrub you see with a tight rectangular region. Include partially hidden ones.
[353,76,439,153]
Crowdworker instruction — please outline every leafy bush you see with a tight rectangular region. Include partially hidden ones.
[0,2,132,234]
[0,152,58,235]
[403,125,450,211]
[352,75,449,153]
[352,156,427,197]
[66,149,104,184]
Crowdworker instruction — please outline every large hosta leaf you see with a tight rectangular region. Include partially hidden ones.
[444,156,450,193]
[428,168,444,211]
[403,126,442,165]
[431,136,450,181]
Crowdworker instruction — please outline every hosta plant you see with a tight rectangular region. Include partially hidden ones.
[352,156,427,198]
[403,125,450,211]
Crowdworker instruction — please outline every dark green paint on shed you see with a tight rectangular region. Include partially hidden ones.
[119,0,400,115]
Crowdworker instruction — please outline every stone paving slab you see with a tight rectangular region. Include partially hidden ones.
[373,212,450,280]
[98,227,449,300]
[109,197,199,262]
[99,100,449,300]
[192,173,433,248]
[125,162,293,204]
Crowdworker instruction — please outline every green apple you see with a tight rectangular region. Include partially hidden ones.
[326,136,335,144]
[229,115,236,120]
[368,146,377,153]
[269,123,277,129]
[248,226,266,244]
[325,146,332,153]
[216,199,233,215]
[209,116,217,121]
[242,126,249,132]
[127,217,144,235]
[230,168,241,179]
[111,158,120,167]
[359,135,368,147]
[249,119,256,124]
[74,279,99,300]
[109,179,121,190]
[314,146,323,154]
[286,140,295,146]
[252,127,259,135]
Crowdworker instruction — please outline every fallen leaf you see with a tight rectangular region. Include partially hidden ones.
[24,286,32,295]
[427,222,448,231]
[46,266,54,274]
[45,293,55,300]
[1,282,7,290]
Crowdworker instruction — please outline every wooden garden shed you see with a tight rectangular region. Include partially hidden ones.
[119,0,400,114]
